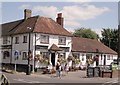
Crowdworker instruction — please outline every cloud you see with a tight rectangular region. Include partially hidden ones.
[19,4,31,9]
[61,5,110,21]
[32,6,58,18]
[21,3,110,36]
[60,4,110,31]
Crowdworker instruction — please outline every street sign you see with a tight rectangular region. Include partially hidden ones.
[14,50,19,60]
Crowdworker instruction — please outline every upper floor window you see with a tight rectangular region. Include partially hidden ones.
[40,35,49,44]
[59,37,66,45]
[23,36,27,43]
[15,37,19,44]
[3,37,8,44]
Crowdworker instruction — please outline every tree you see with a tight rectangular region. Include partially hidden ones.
[101,28,118,52]
[73,28,99,39]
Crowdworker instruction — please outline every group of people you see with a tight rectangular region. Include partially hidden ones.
[56,60,69,78]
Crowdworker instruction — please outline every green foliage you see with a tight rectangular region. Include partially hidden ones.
[73,28,99,39]
[101,28,118,52]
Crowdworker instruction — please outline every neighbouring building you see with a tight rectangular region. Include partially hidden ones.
[72,37,118,67]
[1,9,118,72]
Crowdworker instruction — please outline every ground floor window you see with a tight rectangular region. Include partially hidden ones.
[86,54,94,65]
[3,51,10,59]
[37,52,49,64]
[81,53,85,61]
[58,53,66,64]
[22,52,27,60]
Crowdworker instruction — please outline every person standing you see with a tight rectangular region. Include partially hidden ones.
[64,63,69,74]
[56,60,61,78]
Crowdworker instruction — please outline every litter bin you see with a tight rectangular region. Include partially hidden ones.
[87,67,94,77]
[94,67,100,77]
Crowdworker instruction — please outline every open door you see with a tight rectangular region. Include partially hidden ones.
[51,53,55,66]
[104,55,106,65]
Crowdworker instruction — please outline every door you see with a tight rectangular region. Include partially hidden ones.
[96,55,99,66]
[104,55,106,65]
[51,53,55,66]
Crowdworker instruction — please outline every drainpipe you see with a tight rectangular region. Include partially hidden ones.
[10,36,13,65]
[34,33,36,72]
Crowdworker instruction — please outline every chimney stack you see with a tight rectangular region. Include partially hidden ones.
[56,13,64,27]
[24,9,32,19]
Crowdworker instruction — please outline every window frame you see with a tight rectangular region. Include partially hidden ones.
[3,37,8,44]
[40,35,49,44]
[107,55,110,60]
[58,37,66,45]
[81,53,85,61]
[23,36,27,43]
[15,37,19,44]
[22,52,27,60]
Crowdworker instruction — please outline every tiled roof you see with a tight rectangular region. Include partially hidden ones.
[2,16,72,36]
[72,37,117,54]
[1,20,23,36]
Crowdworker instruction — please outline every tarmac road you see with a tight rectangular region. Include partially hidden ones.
[1,70,119,85]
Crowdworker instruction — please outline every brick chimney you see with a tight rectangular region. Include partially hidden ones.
[56,13,64,27]
[24,9,32,19]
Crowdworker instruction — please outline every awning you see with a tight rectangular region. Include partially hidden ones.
[49,44,62,51]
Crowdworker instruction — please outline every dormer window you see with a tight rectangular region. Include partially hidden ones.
[15,37,19,44]
[59,37,66,45]
[40,35,49,44]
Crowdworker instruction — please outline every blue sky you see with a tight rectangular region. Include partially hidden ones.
[2,2,118,36]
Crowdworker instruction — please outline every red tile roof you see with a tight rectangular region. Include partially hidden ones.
[72,37,117,54]
[2,16,72,37]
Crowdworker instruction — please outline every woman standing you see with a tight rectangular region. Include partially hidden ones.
[56,60,61,78]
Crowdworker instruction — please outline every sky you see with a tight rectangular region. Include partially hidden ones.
[1,1,118,37]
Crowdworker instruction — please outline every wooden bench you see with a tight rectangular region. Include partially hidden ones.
[100,65,113,78]
[101,70,113,78]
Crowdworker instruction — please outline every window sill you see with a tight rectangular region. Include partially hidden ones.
[58,43,66,45]
[23,42,27,43]
[40,42,49,44]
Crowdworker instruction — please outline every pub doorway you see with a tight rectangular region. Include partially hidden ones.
[104,55,106,65]
[51,53,55,66]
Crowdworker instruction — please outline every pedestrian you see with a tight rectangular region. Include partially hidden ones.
[56,60,61,78]
[47,62,53,74]
[64,63,69,74]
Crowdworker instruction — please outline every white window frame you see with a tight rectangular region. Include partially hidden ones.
[22,52,27,60]
[15,37,19,44]
[23,36,27,43]
[59,37,66,45]
[40,35,49,44]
